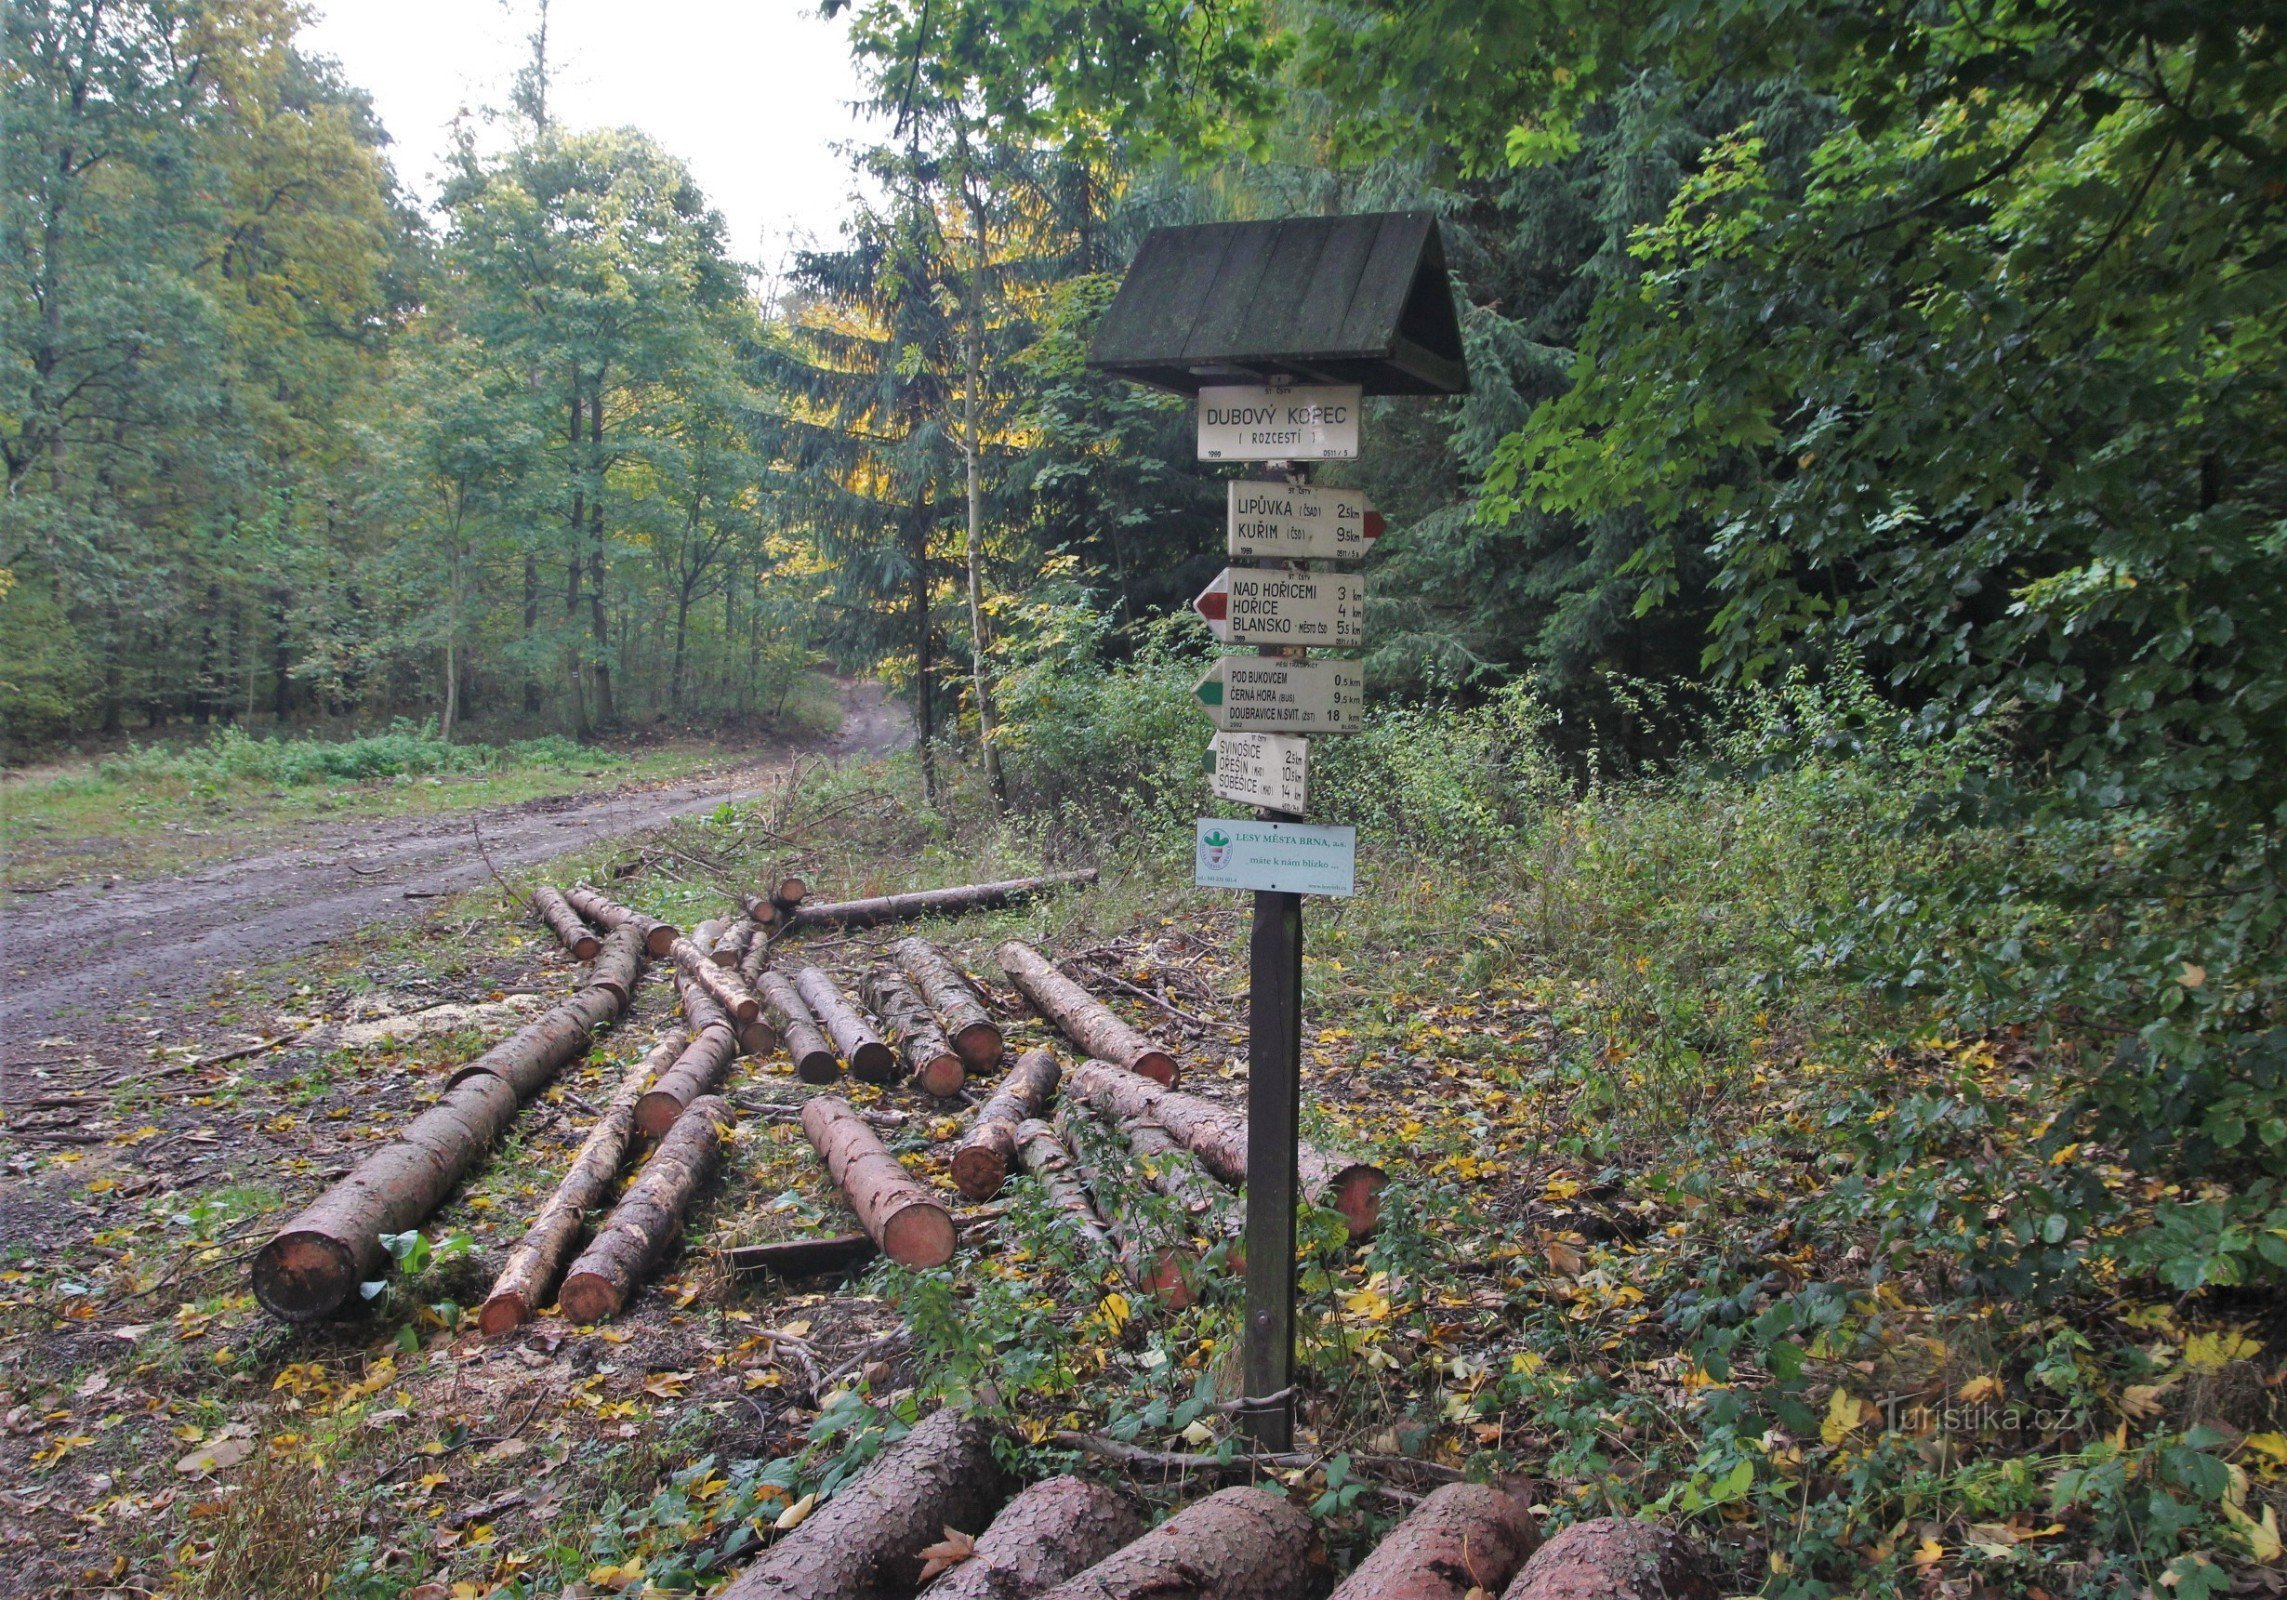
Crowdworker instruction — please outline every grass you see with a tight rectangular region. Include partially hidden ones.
[0,689,2279,1597]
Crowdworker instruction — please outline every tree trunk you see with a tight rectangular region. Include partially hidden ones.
[1327,1484,1538,1600]
[588,544,615,725]
[566,884,677,956]
[757,970,839,1084]
[927,1477,1144,1600]
[444,985,622,1098]
[671,587,691,710]
[1034,1487,1326,1600]
[523,554,543,715]
[582,924,646,1009]
[864,966,964,1096]
[956,170,1006,808]
[716,1408,1008,1600]
[793,966,896,1082]
[565,556,589,740]
[479,1029,685,1336]
[1012,1118,1113,1256]
[636,1023,741,1137]
[994,942,1176,1086]
[786,872,1094,935]
[799,1095,955,1267]
[532,884,601,960]
[557,1094,732,1323]
[951,1048,1061,1200]
[672,937,764,1023]
[891,936,1003,1067]
[1065,1061,1385,1241]
[1498,1521,1712,1600]
[913,540,936,806]
[1056,1102,1196,1306]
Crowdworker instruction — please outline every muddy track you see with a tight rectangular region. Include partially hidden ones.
[0,681,910,1063]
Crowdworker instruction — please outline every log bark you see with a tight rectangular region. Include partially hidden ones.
[583,923,646,1009]
[758,970,840,1084]
[557,1094,733,1323]
[717,1407,1008,1600]
[949,1049,1062,1200]
[532,884,601,960]
[712,918,758,967]
[254,1074,521,1322]
[891,938,1003,1068]
[479,1029,684,1337]
[723,1231,879,1280]
[800,1095,956,1267]
[925,1477,1144,1600]
[1121,1110,1243,1248]
[674,937,764,1023]
[794,966,897,1082]
[995,943,1176,1086]
[445,985,622,1096]
[1012,1118,1113,1255]
[1067,1061,1385,1241]
[787,871,1097,933]
[865,966,965,1096]
[637,1023,742,1136]
[1034,1486,1326,1600]
[1056,1102,1197,1307]
[1498,1520,1713,1600]
[1327,1483,1538,1600]
[567,883,677,957]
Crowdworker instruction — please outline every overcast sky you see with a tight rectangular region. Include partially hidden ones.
[300,1,880,271]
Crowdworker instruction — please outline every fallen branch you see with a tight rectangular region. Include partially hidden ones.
[785,870,1097,934]
[1054,1433,1456,1497]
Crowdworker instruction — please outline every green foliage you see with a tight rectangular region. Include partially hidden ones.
[80,721,622,792]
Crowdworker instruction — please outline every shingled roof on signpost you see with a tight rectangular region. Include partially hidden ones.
[1085,211,1469,397]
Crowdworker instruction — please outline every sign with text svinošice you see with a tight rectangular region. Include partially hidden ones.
[1192,568,1366,648]
[1195,818,1356,897]
[1197,383,1361,461]
[1207,730,1310,813]
[1195,657,1363,734]
[1226,481,1384,561]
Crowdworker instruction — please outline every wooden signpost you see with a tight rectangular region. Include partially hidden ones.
[1087,210,1470,1450]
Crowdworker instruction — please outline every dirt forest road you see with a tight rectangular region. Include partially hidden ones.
[0,680,910,1070]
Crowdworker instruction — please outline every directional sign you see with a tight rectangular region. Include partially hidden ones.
[1207,730,1310,813]
[1227,481,1384,561]
[1196,818,1356,898]
[1195,657,1363,734]
[1197,383,1361,461]
[1192,567,1365,648]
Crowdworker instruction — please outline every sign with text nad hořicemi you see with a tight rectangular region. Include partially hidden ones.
[1195,818,1356,898]
[1207,730,1310,813]
[1195,657,1363,734]
[1226,481,1383,561]
[1196,383,1361,461]
[1192,567,1365,648]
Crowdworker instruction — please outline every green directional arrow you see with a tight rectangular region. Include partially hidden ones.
[1194,663,1224,708]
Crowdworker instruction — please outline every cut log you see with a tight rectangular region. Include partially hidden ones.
[994,942,1176,1086]
[636,1023,742,1136]
[583,922,646,1008]
[1034,1486,1325,1600]
[741,892,783,932]
[890,937,1003,1069]
[673,937,764,1024]
[712,918,758,967]
[445,985,622,1096]
[1056,1102,1197,1307]
[567,884,677,957]
[253,1074,521,1322]
[794,966,897,1082]
[716,1407,1008,1600]
[757,970,840,1083]
[949,1049,1062,1200]
[722,1231,879,1280]
[925,1476,1145,1600]
[478,1029,684,1337]
[772,874,809,909]
[532,884,601,960]
[865,966,965,1096]
[800,1095,956,1268]
[1012,1118,1113,1255]
[557,1094,734,1323]
[1120,1111,1243,1248]
[694,917,727,955]
[1067,1060,1385,1241]
[1327,1483,1538,1600]
[1498,1520,1713,1600]
[787,871,1097,933]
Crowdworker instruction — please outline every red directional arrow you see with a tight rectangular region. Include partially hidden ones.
[1363,510,1386,541]
[1192,571,1231,640]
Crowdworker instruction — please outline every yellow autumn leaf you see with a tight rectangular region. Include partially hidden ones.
[2184,1329,2263,1373]
[2244,1433,2287,1472]
[775,1492,817,1531]
[1956,1375,2004,1403]
[1821,1388,1869,1446]
[2120,1376,2179,1421]
[1098,1292,1131,1335]
[2225,1498,2283,1564]
[1912,1537,1945,1567]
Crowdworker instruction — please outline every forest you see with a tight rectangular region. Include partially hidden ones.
[4,0,2287,1596]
